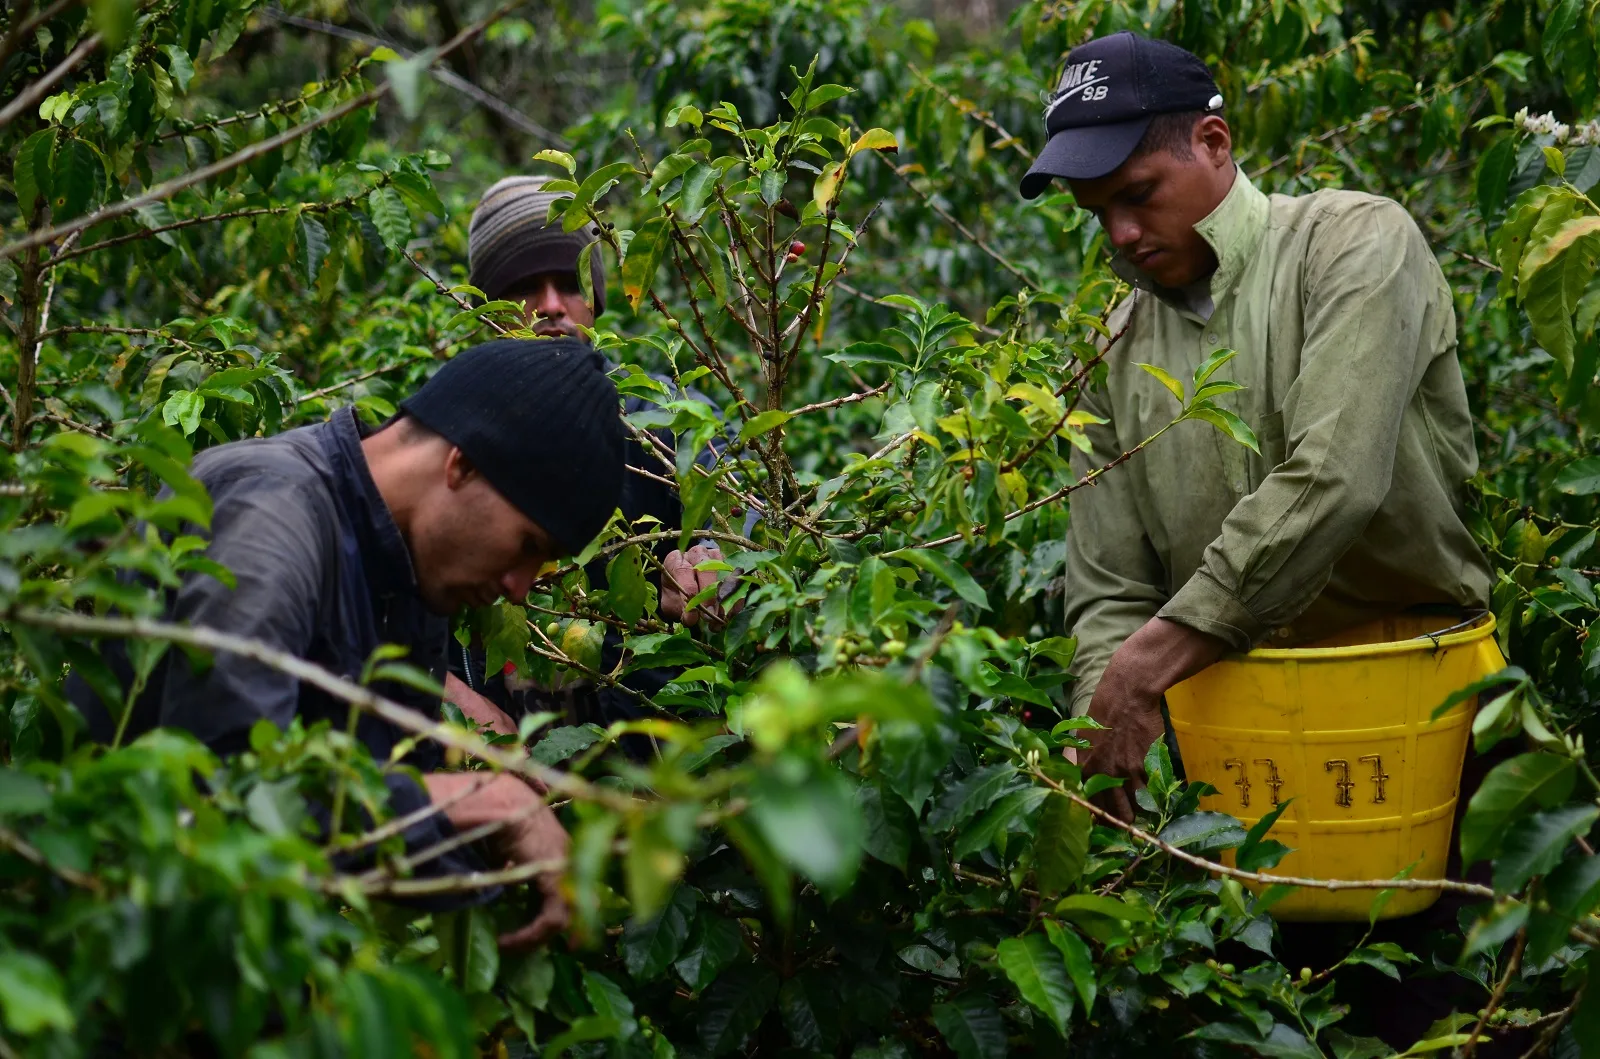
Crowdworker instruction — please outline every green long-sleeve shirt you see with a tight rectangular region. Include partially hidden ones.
[1063,169,1493,715]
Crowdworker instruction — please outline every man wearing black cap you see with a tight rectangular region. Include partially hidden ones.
[1025,33,1489,800]
[68,338,626,949]
[1027,32,1499,1047]
[449,176,735,733]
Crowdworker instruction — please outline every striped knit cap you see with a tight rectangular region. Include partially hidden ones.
[399,338,624,555]
[467,175,607,313]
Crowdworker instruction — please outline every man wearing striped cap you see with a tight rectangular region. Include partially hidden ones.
[466,175,610,341]
[445,176,733,738]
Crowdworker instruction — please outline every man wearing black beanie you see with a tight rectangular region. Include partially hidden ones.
[69,338,625,949]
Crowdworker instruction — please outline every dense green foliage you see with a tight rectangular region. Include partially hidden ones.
[3,0,1600,1056]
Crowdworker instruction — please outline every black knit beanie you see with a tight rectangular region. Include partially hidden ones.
[398,338,625,555]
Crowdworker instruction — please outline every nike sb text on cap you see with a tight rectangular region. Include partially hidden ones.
[1019,31,1223,199]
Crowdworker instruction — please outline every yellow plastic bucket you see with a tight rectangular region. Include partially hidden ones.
[1165,612,1506,922]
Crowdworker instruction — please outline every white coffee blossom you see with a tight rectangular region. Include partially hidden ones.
[1514,107,1568,140]
[1513,107,1599,145]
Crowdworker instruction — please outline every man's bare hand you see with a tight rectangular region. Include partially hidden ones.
[1081,676,1167,823]
[661,543,735,626]
[422,772,570,949]
[444,672,518,738]
[1079,617,1228,822]
[495,791,572,949]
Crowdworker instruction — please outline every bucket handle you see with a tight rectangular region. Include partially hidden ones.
[1413,608,1489,649]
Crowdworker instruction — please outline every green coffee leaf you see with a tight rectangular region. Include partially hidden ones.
[1055,893,1154,922]
[748,764,862,894]
[13,128,55,217]
[1043,920,1097,1012]
[1034,792,1090,895]
[674,913,744,992]
[1477,136,1516,221]
[0,769,51,816]
[1492,804,1599,893]
[1137,362,1185,403]
[996,934,1073,1036]
[295,213,330,285]
[1460,752,1576,865]
[849,128,898,156]
[1184,405,1261,454]
[367,186,412,251]
[857,779,914,871]
[161,45,194,93]
[622,867,696,969]
[0,952,74,1035]
[390,171,447,220]
[51,138,98,220]
[528,724,605,766]
[932,995,1006,1059]
[890,548,988,610]
[737,409,791,443]
[531,148,576,173]
[1236,799,1294,872]
[622,216,672,310]
[1555,455,1600,494]
[697,964,778,1055]
[677,163,717,224]
[161,391,204,435]
[664,105,703,129]
[1157,811,1247,853]
[385,53,431,119]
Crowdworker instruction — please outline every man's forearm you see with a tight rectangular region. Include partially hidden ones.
[423,772,529,829]
[1100,616,1229,699]
[1079,617,1230,813]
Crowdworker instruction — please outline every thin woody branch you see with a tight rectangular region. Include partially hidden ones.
[1033,767,1496,898]
[295,365,401,405]
[908,61,1034,161]
[0,0,82,76]
[0,30,101,131]
[148,62,365,145]
[665,213,771,357]
[914,421,1173,550]
[261,8,572,148]
[329,769,501,857]
[0,823,102,891]
[4,606,636,813]
[789,381,890,417]
[998,306,1135,474]
[0,0,514,263]
[875,152,1041,291]
[1462,928,1527,1059]
[326,856,562,897]
[53,193,368,265]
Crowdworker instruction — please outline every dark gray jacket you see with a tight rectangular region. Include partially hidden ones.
[69,408,493,902]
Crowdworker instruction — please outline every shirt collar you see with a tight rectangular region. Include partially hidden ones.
[320,407,419,597]
[1109,166,1270,321]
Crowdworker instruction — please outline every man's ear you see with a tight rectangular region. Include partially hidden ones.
[1196,115,1233,167]
[443,446,480,491]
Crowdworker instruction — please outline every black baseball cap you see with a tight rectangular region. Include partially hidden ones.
[1020,31,1223,199]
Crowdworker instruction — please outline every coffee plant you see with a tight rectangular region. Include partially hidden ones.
[2,0,1600,1056]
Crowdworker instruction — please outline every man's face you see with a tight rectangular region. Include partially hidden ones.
[409,449,562,613]
[1066,117,1235,289]
[513,269,595,339]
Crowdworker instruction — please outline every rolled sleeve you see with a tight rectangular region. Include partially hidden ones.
[1161,200,1437,647]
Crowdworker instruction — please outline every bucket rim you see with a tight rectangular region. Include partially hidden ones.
[1235,611,1498,663]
